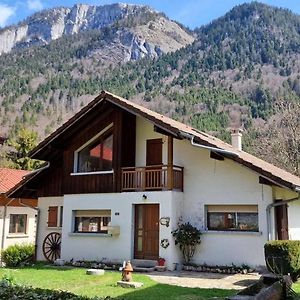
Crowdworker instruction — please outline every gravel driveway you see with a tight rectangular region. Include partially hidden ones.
[148,271,260,290]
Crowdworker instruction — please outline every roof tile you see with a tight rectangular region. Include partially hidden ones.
[0,168,30,193]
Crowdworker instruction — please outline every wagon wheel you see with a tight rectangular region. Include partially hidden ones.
[42,232,61,262]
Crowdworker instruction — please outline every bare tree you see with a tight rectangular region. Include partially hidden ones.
[254,101,300,176]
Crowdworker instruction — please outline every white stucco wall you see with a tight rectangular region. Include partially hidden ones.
[60,191,183,270]
[172,137,273,267]
[135,116,168,166]
[0,206,36,250]
[36,197,63,261]
[288,201,300,240]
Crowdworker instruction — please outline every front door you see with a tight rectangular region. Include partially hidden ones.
[134,204,159,260]
[275,204,289,240]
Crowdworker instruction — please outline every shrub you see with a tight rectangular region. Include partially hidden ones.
[1,244,35,267]
[264,240,300,281]
[172,222,201,264]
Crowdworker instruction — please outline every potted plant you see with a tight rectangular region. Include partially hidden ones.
[158,257,165,266]
[172,222,201,265]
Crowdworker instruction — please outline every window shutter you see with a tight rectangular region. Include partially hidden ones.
[48,206,58,227]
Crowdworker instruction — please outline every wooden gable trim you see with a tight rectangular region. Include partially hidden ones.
[233,156,295,191]
[210,151,225,161]
[259,176,279,187]
[105,94,181,138]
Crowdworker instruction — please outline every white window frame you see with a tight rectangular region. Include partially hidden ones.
[72,123,113,175]
[205,204,259,232]
[72,210,112,234]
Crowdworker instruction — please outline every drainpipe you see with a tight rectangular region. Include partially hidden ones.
[18,199,39,261]
[266,195,300,241]
[22,162,50,179]
[179,132,238,157]
[0,197,15,265]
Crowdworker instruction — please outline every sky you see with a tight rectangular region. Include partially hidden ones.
[1,0,300,29]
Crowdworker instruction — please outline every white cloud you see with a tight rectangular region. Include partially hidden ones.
[27,0,43,11]
[0,3,15,27]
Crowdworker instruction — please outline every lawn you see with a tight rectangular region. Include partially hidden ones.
[0,264,236,300]
[292,281,300,294]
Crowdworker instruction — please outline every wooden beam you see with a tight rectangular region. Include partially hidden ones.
[210,151,224,161]
[259,176,279,187]
[167,136,174,190]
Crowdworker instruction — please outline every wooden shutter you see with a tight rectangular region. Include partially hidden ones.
[48,206,58,227]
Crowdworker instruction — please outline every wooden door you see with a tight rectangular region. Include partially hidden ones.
[134,204,159,260]
[275,204,289,240]
[146,139,162,166]
[146,139,162,189]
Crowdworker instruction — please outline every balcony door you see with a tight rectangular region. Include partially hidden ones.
[134,204,159,260]
[146,139,162,189]
[146,138,162,166]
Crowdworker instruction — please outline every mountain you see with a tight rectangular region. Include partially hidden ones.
[0,2,300,174]
[0,3,194,59]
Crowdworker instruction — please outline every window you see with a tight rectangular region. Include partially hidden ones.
[74,210,111,233]
[206,205,259,232]
[9,214,27,234]
[77,130,113,173]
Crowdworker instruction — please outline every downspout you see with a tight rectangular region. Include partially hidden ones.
[179,132,239,157]
[23,161,50,179]
[18,199,39,261]
[0,197,15,265]
[266,195,300,241]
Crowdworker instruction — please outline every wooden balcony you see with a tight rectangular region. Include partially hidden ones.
[121,165,184,192]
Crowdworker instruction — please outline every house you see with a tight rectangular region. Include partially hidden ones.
[7,91,300,269]
[0,168,37,257]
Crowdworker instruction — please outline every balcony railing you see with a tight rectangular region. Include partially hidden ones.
[121,165,183,192]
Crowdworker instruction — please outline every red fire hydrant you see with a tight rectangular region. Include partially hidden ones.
[122,261,133,282]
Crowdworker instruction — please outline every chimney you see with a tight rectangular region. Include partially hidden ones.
[231,129,243,151]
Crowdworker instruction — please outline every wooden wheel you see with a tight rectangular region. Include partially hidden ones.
[42,232,61,262]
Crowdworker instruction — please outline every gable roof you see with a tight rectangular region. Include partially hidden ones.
[0,168,30,193]
[11,91,300,194]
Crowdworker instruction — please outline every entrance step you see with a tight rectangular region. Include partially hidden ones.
[132,259,158,272]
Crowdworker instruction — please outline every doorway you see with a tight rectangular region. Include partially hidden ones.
[275,204,289,240]
[134,204,159,260]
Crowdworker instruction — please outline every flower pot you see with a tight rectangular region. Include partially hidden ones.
[158,258,165,266]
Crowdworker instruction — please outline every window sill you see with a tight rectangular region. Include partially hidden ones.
[7,234,29,239]
[70,170,114,176]
[202,230,262,236]
[47,226,62,230]
[68,232,112,237]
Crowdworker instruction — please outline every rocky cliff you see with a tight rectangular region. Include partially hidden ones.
[0,3,194,60]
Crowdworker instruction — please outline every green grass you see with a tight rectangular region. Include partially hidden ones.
[292,281,300,295]
[0,264,236,300]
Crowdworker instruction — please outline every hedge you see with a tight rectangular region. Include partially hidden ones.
[264,240,300,281]
[0,279,112,300]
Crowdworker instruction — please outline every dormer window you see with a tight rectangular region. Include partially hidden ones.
[74,124,113,173]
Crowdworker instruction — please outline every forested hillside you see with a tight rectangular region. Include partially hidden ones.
[0,2,300,175]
